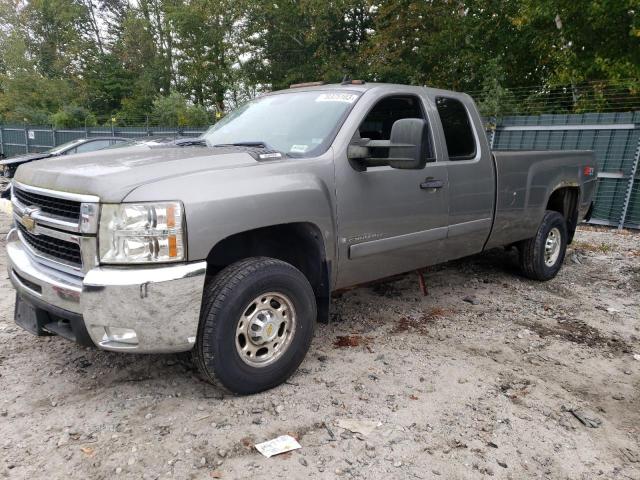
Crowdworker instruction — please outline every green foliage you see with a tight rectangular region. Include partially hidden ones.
[151,92,210,126]
[168,0,242,112]
[50,105,97,128]
[0,0,638,123]
[242,0,374,90]
[518,0,640,84]
[476,59,520,117]
[83,52,135,115]
[7,106,51,126]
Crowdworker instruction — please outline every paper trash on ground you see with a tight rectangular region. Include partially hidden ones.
[255,435,302,458]
[0,199,12,216]
[335,418,382,436]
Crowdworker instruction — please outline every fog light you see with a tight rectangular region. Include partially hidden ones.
[103,327,138,345]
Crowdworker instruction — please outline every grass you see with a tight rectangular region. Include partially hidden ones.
[572,241,615,254]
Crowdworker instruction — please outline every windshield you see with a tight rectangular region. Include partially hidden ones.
[48,138,86,155]
[201,90,361,157]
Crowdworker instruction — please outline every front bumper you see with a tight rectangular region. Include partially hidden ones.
[7,228,207,353]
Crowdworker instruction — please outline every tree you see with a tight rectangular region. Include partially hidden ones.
[519,0,640,84]
[110,7,169,122]
[242,0,374,90]
[22,0,92,79]
[50,105,97,128]
[168,0,242,112]
[0,6,72,123]
[364,0,549,91]
[1,0,638,124]
[151,92,210,126]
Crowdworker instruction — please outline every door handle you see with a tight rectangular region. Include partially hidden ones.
[420,179,444,190]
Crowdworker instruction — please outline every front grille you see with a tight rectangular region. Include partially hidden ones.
[17,223,82,267]
[14,186,81,221]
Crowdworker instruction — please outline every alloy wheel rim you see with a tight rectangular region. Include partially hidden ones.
[235,292,296,368]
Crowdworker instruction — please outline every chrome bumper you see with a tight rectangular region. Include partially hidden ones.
[7,228,207,353]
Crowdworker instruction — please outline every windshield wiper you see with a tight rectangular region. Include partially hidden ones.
[213,141,271,149]
[174,138,206,146]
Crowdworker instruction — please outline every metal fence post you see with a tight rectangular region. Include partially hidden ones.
[489,116,498,149]
[52,128,57,148]
[24,127,29,153]
[0,126,4,158]
[618,131,640,229]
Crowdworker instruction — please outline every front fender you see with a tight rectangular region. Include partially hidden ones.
[123,154,338,267]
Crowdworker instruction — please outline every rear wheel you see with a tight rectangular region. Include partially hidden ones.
[518,210,568,281]
[192,257,316,394]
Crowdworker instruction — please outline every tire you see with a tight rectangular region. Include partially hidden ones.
[192,257,316,395]
[518,210,568,281]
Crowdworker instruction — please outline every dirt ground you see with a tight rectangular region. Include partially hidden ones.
[0,209,638,480]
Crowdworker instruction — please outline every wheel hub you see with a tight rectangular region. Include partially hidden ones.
[235,292,296,368]
[248,310,279,344]
[544,227,561,267]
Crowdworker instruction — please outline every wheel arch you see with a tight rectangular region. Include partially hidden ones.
[546,186,580,243]
[205,222,331,323]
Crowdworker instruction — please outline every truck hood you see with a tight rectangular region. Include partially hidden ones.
[14,146,262,202]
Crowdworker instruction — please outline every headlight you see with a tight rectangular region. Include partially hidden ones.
[99,202,185,264]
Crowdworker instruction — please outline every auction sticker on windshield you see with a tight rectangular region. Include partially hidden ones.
[315,93,358,103]
[290,144,309,153]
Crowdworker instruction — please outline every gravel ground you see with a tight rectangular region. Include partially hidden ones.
[0,209,638,480]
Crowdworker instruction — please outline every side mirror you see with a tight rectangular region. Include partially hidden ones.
[387,118,429,169]
[347,118,428,170]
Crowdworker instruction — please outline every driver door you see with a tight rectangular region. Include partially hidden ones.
[334,93,449,288]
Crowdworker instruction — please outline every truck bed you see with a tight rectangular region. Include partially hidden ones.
[485,150,598,249]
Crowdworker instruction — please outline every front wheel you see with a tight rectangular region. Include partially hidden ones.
[518,210,568,281]
[192,257,316,395]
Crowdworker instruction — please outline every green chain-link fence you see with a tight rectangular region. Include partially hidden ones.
[490,112,640,229]
[0,125,207,159]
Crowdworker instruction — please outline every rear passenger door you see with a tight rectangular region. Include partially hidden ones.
[431,95,494,259]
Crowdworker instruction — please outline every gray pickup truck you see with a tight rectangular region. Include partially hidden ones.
[6,82,597,394]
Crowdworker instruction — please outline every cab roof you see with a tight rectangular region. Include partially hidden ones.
[269,82,470,101]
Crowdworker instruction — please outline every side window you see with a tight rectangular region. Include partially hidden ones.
[358,95,432,161]
[75,140,112,154]
[435,97,476,160]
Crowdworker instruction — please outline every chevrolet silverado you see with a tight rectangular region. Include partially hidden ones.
[6,82,597,394]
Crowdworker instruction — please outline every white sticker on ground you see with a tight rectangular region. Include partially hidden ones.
[315,93,358,103]
[255,435,302,458]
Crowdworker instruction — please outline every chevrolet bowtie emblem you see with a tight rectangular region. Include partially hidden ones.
[21,207,39,232]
